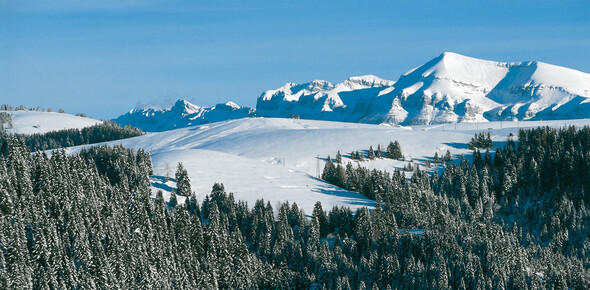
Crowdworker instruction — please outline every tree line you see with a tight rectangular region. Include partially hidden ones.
[1,105,67,114]
[342,140,403,162]
[0,121,143,153]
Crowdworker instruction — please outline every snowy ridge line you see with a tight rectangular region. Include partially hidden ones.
[114,52,590,132]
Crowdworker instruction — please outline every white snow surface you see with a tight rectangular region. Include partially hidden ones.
[3,111,101,135]
[69,117,590,215]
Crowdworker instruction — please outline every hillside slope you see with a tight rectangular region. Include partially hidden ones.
[73,117,590,214]
[2,110,102,135]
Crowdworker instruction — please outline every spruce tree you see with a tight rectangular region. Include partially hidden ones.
[386,141,402,159]
[312,201,329,237]
[175,162,192,197]
[169,191,178,207]
[443,150,452,162]
[321,156,337,185]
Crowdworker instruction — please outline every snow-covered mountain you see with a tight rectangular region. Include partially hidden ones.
[114,100,255,132]
[114,53,590,131]
[257,52,590,125]
[256,75,397,122]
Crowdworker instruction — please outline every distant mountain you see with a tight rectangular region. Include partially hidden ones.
[115,52,590,131]
[257,52,590,125]
[256,75,396,122]
[114,100,255,132]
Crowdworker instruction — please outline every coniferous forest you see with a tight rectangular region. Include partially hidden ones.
[0,121,143,153]
[1,126,589,289]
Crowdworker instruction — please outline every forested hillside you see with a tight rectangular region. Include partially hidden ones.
[1,127,589,289]
[0,121,143,153]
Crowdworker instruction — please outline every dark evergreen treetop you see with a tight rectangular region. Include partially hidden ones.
[468,132,493,149]
[175,162,192,197]
[386,141,403,159]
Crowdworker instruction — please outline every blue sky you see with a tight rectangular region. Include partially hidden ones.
[1,0,589,119]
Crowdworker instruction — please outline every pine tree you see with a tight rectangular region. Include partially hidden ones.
[321,156,337,185]
[443,150,452,162]
[386,141,403,159]
[312,201,329,238]
[306,216,320,257]
[368,146,375,160]
[468,132,493,149]
[357,151,365,161]
[169,191,178,208]
[175,162,192,197]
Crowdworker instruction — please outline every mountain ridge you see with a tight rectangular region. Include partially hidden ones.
[114,100,255,132]
[114,52,590,132]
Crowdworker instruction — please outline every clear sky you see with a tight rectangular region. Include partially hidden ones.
[1,0,589,119]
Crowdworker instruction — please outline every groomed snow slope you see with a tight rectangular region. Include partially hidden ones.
[69,117,590,214]
[3,111,102,135]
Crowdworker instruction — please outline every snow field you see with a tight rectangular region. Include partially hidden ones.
[69,117,590,214]
[3,110,102,135]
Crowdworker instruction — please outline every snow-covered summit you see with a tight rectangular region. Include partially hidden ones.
[342,75,396,89]
[257,52,590,125]
[255,75,397,120]
[114,99,255,132]
[259,80,335,103]
[401,52,510,88]
[170,99,202,115]
[115,52,590,130]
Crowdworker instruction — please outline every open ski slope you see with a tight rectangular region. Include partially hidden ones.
[3,110,102,135]
[69,117,590,214]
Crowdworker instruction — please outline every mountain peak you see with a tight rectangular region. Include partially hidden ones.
[172,99,200,114]
[436,51,487,63]
[301,80,334,93]
[438,51,460,59]
[116,53,590,131]
[343,75,395,88]
[223,101,240,109]
[115,99,254,131]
